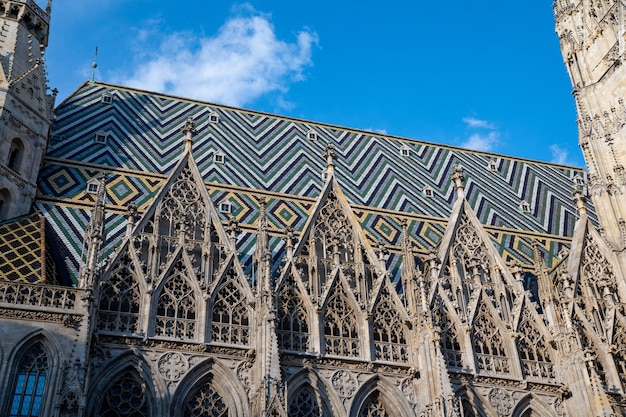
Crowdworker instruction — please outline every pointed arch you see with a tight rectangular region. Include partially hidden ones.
[97,258,142,334]
[371,284,409,363]
[87,353,164,417]
[154,258,198,340]
[3,331,60,417]
[7,343,50,417]
[511,393,558,417]
[182,375,228,417]
[356,392,391,417]
[288,384,327,417]
[323,276,360,357]
[93,369,153,417]
[286,369,339,417]
[277,271,311,352]
[172,358,249,417]
[472,301,510,374]
[211,264,251,346]
[349,376,414,417]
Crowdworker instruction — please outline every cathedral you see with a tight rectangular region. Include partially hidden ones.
[1,1,626,416]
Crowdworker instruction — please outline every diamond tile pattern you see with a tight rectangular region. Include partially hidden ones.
[0,213,56,284]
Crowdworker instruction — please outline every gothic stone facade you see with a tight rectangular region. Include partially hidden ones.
[2,1,626,417]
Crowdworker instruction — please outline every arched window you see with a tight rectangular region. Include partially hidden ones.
[472,303,509,374]
[0,188,10,220]
[323,283,359,357]
[288,386,322,417]
[372,297,409,362]
[155,268,197,340]
[517,310,554,380]
[9,343,49,417]
[97,265,141,334]
[7,138,24,173]
[183,375,228,417]
[212,271,250,345]
[277,273,310,352]
[94,369,151,417]
[432,294,463,368]
[357,391,391,417]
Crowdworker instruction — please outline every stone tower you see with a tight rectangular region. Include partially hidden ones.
[554,0,626,250]
[0,0,54,221]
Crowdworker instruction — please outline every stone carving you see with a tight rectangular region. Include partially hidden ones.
[487,388,513,416]
[331,370,358,398]
[157,352,189,382]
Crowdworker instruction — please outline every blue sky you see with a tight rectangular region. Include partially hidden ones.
[43,0,582,167]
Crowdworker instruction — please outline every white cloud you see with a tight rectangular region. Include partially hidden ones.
[363,127,388,135]
[550,144,570,165]
[115,7,318,107]
[462,117,495,129]
[459,116,500,152]
[460,131,500,152]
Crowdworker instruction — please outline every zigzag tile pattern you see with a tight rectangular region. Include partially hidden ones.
[41,82,591,283]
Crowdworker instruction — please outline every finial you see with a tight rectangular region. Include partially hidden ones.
[181,117,198,152]
[572,186,587,216]
[46,0,52,15]
[323,143,336,178]
[90,47,98,82]
[285,226,296,260]
[450,165,465,198]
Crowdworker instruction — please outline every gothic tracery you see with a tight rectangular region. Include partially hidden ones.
[323,279,360,357]
[277,272,310,352]
[372,289,409,363]
[155,263,197,340]
[211,269,250,346]
[472,302,509,374]
[97,264,141,334]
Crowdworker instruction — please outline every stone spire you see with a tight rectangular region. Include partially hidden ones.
[79,173,107,289]
[555,0,626,250]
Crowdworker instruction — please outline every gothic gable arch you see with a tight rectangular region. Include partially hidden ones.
[430,287,466,368]
[514,299,557,381]
[370,280,412,363]
[321,268,364,357]
[286,369,338,417]
[348,375,414,417]
[470,298,514,376]
[290,162,387,306]
[568,217,624,306]
[172,357,249,417]
[435,188,519,325]
[276,267,313,352]
[150,254,204,341]
[87,352,165,417]
[98,122,234,293]
[97,262,145,335]
[209,259,253,346]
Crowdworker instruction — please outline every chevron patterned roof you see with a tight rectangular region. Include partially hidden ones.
[38,82,594,283]
[0,213,59,284]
